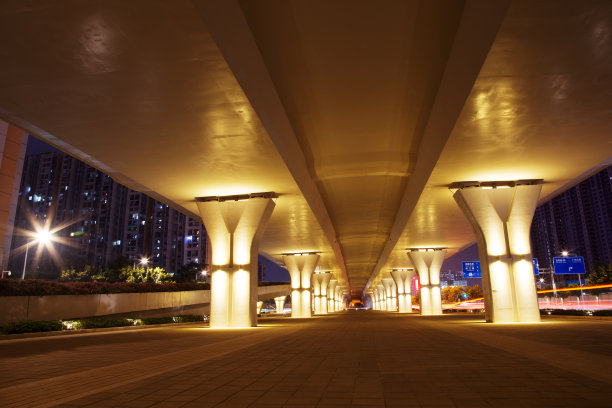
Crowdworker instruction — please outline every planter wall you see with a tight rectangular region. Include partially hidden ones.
[0,290,210,324]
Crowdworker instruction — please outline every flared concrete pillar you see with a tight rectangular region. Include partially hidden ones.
[376,287,384,310]
[382,278,397,312]
[328,280,337,312]
[312,272,331,315]
[453,181,542,323]
[274,296,286,314]
[391,269,416,313]
[257,301,263,315]
[0,121,27,272]
[196,193,276,328]
[376,284,386,311]
[284,253,319,318]
[408,248,446,316]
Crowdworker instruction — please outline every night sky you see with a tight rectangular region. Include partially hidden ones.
[26,135,60,154]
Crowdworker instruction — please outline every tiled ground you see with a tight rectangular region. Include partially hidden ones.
[1,312,611,407]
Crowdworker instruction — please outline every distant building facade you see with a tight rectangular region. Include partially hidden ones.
[10,151,208,276]
[530,166,612,275]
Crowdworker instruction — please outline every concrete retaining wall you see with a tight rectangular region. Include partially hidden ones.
[0,290,209,324]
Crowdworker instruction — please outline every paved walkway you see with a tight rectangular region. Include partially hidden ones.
[1,312,611,407]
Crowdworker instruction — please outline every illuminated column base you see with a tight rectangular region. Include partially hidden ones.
[453,181,542,323]
[313,295,321,314]
[328,280,337,312]
[376,284,386,311]
[391,269,416,313]
[336,286,343,311]
[284,253,319,318]
[275,296,286,314]
[408,248,446,316]
[196,193,276,328]
[257,301,263,315]
[312,272,332,315]
[375,289,383,310]
[382,278,397,312]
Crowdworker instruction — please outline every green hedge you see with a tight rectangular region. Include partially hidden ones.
[78,317,134,329]
[540,309,612,317]
[2,320,63,334]
[0,279,209,296]
[1,315,207,334]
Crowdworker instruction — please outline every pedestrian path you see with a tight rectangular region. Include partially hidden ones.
[0,312,610,407]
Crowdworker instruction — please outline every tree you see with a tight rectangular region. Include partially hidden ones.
[119,266,174,283]
[175,262,207,282]
[465,285,483,299]
[59,265,103,282]
[587,263,612,285]
[441,286,465,303]
[106,256,130,282]
[585,263,611,295]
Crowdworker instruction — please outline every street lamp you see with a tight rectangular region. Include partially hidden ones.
[139,257,149,268]
[561,250,585,304]
[21,229,53,280]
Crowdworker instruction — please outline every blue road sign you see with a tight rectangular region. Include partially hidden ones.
[462,261,481,278]
[533,258,539,275]
[553,256,586,275]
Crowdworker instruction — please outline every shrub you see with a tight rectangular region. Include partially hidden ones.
[539,309,612,317]
[2,320,63,334]
[78,318,133,329]
[593,310,612,317]
[140,316,174,325]
[1,314,208,334]
[119,266,174,284]
[173,315,206,323]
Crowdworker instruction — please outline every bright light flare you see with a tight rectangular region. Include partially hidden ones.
[35,228,52,245]
[12,207,88,275]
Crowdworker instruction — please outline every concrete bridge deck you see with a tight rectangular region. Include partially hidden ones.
[1,312,610,407]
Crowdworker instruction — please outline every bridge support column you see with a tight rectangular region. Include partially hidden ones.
[376,284,387,311]
[284,253,319,318]
[382,278,397,312]
[408,248,446,316]
[257,301,263,315]
[312,272,331,314]
[328,279,337,312]
[196,193,276,328]
[274,296,286,314]
[453,181,542,323]
[375,287,383,310]
[391,269,416,313]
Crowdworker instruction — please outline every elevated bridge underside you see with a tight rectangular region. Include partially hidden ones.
[0,0,610,298]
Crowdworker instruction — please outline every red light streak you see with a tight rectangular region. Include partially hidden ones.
[447,283,612,308]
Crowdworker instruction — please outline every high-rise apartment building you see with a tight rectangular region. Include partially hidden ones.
[10,151,208,276]
[530,166,612,274]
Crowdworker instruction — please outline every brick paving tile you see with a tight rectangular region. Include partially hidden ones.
[1,312,612,407]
